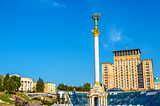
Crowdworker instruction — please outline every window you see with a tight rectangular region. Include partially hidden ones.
[135,50,138,55]
[128,51,130,55]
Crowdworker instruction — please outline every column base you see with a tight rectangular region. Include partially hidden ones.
[94,82,100,86]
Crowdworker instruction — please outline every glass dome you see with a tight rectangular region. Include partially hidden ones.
[107,88,125,92]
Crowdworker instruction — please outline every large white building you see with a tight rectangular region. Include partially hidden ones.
[19,76,34,91]
[10,74,34,91]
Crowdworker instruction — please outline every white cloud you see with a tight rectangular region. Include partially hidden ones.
[108,27,122,42]
[102,26,132,50]
[26,0,66,8]
[103,44,108,49]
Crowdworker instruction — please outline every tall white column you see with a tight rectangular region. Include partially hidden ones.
[101,97,103,105]
[90,97,92,105]
[94,36,100,84]
[105,97,107,106]
[92,97,94,105]
[26,81,28,91]
[23,81,24,91]
[29,81,30,91]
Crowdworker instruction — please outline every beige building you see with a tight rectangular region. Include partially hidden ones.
[32,81,37,91]
[44,82,56,93]
[154,77,160,90]
[102,49,154,91]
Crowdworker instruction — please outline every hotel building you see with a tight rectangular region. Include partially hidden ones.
[44,82,56,93]
[102,49,154,91]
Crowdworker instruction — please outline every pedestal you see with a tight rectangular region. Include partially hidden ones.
[88,84,107,106]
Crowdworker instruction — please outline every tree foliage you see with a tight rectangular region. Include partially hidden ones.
[3,73,9,87]
[57,83,91,91]
[36,77,44,92]
[3,73,21,92]
[0,75,4,91]
[103,84,107,92]
[83,83,90,91]
[57,83,67,91]
[67,86,74,91]
[11,75,21,91]
[4,78,17,92]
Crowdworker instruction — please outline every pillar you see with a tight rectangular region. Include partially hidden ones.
[92,97,94,106]
[103,97,105,105]
[101,97,103,105]
[26,81,28,91]
[94,36,100,85]
[23,81,24,91]
[29,81,30,91]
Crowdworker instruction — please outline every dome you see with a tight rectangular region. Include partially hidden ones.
[107,88,125,92]
[21,76,34,81]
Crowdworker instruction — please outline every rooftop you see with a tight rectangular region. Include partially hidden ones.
[154,79,160,82]
[21,76,34,80]
[45,82,56,84]
[113,49,141,53]
[107,88,125,92]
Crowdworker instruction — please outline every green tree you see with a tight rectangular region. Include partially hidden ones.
[0,75,4,91]
[67,86,73,91]
[77,86,83,91]
[103,84,107,91]
[73,86,78,91]
[36,77,44,92]
[149,88,155,91]
[4,78,17,92]
[3,73,9,87]
[100,83,107,92]
[57,83,67,91]
[83,83,90,91]
[11,75,21,91]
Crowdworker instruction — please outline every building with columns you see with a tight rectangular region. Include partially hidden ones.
[10,74,56,93]
[10,74,34,91]
[102,49,154,91]
[19,76,34,91]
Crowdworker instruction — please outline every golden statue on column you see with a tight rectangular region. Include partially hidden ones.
[88,13,107,106]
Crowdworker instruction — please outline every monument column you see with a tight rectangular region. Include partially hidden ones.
[88,13,107,106]
[91,13,101,86]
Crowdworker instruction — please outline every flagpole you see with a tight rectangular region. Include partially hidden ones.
[126,46,128,50]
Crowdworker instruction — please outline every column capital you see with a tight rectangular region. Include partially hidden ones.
[92,29,100,37]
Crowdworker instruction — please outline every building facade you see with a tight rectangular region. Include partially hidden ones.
[32,81,37,91]
[44,82,56,93]
[102,49,154,91]
[19,76,34,91]
[10,74,34,91]
[154,77,160,90]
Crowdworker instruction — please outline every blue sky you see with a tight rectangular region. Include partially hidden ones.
[0,0,160,87]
